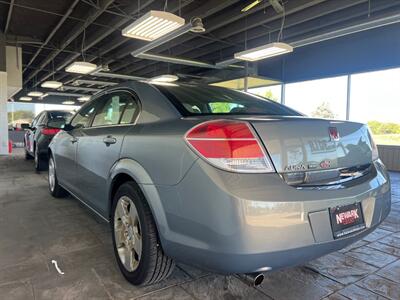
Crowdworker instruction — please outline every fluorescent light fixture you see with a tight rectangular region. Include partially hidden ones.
[148,81,178,87]
[62,100,75,105]
[122,10,185,41]
[241,0,262,12]
[41,81,63,89]
[234,42,293,61]
[19,96,32,101]
[65,61,98,74]
[150,74,179,83]
[78,96,91,101]
[27,91,44,97]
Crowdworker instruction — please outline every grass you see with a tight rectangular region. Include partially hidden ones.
[373,134,400,146]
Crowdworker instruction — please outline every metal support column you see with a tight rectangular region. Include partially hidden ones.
[346,74,351,120]
[0,32,8,155]
[281,83,286,105]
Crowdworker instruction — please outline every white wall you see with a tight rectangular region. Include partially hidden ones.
[0,71,8,155]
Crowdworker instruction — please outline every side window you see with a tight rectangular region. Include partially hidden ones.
[92,92,138,127]
[120,99,138,124]
[71,102,97,129]
[31,113,41,127]
[37,113,47,125]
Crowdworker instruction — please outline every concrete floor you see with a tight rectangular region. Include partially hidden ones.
[0,149,399,300]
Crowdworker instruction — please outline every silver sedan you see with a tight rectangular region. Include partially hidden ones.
[48,81,391,286]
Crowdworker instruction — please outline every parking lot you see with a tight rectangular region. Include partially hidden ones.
[1,149,399,300]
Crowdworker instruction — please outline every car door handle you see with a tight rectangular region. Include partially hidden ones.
[70,137,78,144]
[103,136,117,145]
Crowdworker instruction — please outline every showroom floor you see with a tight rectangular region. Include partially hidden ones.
[0,150,399,300]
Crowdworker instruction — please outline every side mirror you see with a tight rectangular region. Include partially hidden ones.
[62,123,74,132]
[20,123,30,130]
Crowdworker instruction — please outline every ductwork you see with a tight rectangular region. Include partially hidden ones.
[93,72,146,81]
[61,85,102,92]
[72,79,118,87]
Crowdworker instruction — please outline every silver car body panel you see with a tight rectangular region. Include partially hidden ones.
[49,81,391,274]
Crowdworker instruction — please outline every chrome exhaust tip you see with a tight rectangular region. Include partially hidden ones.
[238,273,264,287]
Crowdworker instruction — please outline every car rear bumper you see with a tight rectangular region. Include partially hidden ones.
[152,159,391,274]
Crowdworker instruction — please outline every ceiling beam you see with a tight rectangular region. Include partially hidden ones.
[55,0,243,85]
[25,0,116,86]
[54,0,197,85]
[4,0,14,34]
[154,3,400,79]
[5,34,42,44]
[33,0,165,86]
[119,0,328,75]
[0,0,115,30]
[107,0,268,70]
[23,0,81,74]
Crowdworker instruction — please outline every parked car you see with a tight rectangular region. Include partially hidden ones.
[25,110,73,171]
[48,81,391,286]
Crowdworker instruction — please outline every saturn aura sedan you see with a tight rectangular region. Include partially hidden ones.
[48,81,391,286]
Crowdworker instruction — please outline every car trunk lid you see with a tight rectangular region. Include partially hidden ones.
[248,117,374,175]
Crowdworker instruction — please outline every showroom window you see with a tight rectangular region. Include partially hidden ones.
[248,85,282,102]
[350,68,400,145]
[285,76,348,119]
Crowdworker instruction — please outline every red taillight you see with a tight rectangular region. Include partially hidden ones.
[41,128,60,135]
[185,120,275,173]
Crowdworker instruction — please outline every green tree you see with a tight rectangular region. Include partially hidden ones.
[311,102,336,119]
[250,89,279,102]
[262,90,278,102]
[368,120,400,134]
[209,102,232,113]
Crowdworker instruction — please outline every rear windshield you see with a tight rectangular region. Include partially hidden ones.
[156,84,300,116]
[47,111,73,128]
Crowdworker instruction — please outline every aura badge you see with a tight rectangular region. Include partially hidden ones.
[329,127,340,141]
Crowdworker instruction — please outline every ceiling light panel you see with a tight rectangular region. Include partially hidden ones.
[122,11,185,41]
[151,74,179,82]
[78,96,91,101]
[234,42,293,61]
[19,96,32,101]
[27,91,44,97]
[66,61,98,74]
[41,81,63,89]
[62,100,75,105]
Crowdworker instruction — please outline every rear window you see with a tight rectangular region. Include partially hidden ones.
[156,85,300,116]
[47,111,73,128]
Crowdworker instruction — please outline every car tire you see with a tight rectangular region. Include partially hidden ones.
[48,155,68,198]
[111,182,174,286]
[24,142,33,160]
[34,147,48,171]
[25,149,33,160]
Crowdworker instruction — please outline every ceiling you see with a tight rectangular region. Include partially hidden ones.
[1,0,400,104]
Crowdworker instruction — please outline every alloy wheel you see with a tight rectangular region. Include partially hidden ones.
[34,149,38,168]
[48,157,56,192]
[114,196,142,272]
